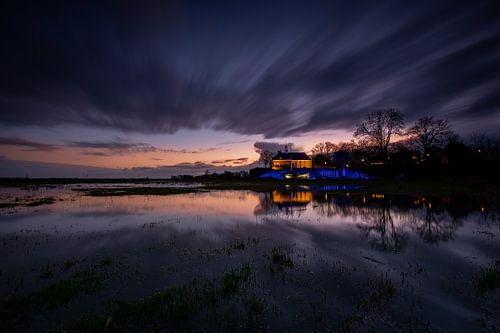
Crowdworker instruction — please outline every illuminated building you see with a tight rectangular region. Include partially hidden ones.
[271,152,313,170]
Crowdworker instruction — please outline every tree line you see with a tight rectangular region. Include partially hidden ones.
[258,108,500,180]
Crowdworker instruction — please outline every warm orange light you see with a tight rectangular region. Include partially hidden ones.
[271,159,312,170]
[271,190,312,204]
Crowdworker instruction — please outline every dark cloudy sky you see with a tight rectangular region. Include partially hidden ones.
[0,0,499,176]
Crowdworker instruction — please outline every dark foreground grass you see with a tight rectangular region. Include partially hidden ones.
[477,260,500,294]
[270,246,294,273]
[0,268,106,326]
[60,264,253,332]
[358,274,398,311]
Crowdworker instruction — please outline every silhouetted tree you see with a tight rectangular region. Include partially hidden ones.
[408,117,453,153]
[311,141,338,160]
[354,108,405,158]
[312,154,329,167]
[470,132,500,160]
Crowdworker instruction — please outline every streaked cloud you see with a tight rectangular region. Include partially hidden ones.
[0,1,498,139]
[218,139,252,145]
[68,140,218,156]
[0,137,58,151]
[211,157,250,165]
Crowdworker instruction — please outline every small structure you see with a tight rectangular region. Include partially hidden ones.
[271,151,313,170]
[259,167,369,180]
[259,144,369,180]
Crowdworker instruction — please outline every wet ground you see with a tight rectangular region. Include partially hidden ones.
[0,183,498,332]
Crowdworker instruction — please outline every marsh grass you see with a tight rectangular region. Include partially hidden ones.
[25,197,56,207]
[63,257,82,271]
[1,265,108,326]
[335,275,399,331]
[39,262,55,279]
[64,264,253,331]
[247,295,265,317]
[98,256,113,267]
[270,246,294,273]
[222,238,260,255]
[229,239,246,251]
[38,268,104,308]
[358,274,398,311]
[0,196,56,209]
[477,260,500,294]
[0,202,19,208]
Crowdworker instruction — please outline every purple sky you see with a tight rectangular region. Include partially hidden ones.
[1,0,499,177]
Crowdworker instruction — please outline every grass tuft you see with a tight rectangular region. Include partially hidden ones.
[477,260,500,294]
[270,246,294,272]
[358,275,398,311]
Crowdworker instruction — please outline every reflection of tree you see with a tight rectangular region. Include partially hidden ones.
[253,192,275,215]
[312,194,374,218]
[255,191,483,247]
[357,202,408,252]
[407,204,459,244]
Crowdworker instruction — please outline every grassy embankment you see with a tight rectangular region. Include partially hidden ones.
[0,177,499,197]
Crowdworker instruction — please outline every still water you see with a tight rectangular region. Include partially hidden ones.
[0,185,498,332]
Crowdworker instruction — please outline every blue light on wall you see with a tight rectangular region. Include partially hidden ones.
[259,168,369,180]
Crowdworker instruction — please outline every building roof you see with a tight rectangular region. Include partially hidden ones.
[272,152,311,160]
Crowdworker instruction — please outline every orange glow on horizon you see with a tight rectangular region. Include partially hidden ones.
[0,129,355,170]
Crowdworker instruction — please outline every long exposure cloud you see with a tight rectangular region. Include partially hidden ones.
[1,1,499,138]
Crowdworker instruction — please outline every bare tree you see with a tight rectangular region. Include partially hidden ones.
[407,117,452,153]
[354,108,405,157]
[470,132,500,160]
[310,141,338,160]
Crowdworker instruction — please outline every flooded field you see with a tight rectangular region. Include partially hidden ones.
[0,184,499,332]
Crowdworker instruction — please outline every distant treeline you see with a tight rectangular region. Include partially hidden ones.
[256,108,500,181]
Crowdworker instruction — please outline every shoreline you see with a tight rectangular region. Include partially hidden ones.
[0,177,498,198]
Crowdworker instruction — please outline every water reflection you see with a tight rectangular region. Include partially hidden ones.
[255,189,495,250]
[0,185,498,332]
[357,201,409,252]
[0,186,496,252]
[407,201,460,244]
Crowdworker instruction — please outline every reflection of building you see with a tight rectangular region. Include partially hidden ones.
[271,190,313,205]
[271,152,313,170]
